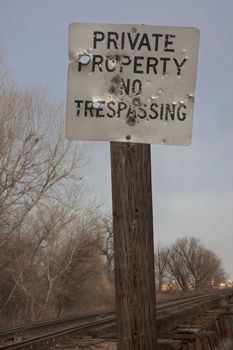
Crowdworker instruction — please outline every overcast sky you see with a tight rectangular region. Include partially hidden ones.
[1,0,233,278]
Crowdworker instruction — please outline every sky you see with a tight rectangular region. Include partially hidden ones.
[0,0,233,278]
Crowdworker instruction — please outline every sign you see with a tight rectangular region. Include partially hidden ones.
[66,22,200,145]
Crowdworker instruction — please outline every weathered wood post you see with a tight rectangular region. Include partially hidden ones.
[111,142,157,350]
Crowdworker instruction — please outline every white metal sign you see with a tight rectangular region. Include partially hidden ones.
[66,23,200,145]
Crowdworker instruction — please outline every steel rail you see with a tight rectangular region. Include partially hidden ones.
[157,288,233,312]
[0,288,232,350]
[0,289,226,340]
[0,317,116,350]
[0,310,114,340]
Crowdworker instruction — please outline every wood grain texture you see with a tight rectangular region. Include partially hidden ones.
[110,142,157,350]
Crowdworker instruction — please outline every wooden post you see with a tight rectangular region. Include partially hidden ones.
[110,142,157,350]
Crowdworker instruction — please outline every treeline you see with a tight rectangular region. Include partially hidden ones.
[0,60,114,326]
[155,236,226,292]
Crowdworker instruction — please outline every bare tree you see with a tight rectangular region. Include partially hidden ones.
[0,61,114,325]
[99,216,114,280]
[0,61,89,241]
[0,202,112,323]
[166,237,226,291]
[154,246,170,291]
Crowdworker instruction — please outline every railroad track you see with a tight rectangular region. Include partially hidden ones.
[0,316,116,350]
[157,288,233,312]
[0,288,232,349]
[0,310,114,342]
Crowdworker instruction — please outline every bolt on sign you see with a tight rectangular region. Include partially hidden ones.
[66,23,200,145]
